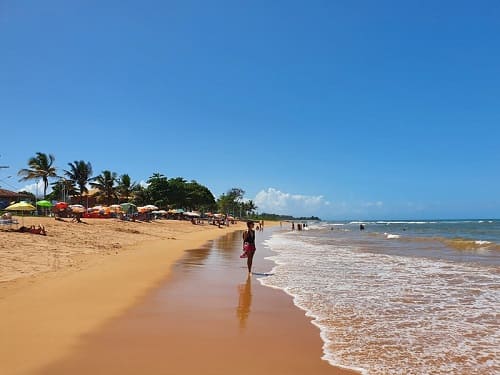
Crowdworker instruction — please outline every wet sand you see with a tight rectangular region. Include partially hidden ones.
[0,219,247,375]
[40,229,358,375]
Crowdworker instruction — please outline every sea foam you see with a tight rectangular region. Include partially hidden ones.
[258,232,500,375]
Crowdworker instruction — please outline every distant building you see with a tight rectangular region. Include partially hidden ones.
[0,189,31,209]
[69,188,99,208]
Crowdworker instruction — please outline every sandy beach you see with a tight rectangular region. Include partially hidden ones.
[0,217,247,374]
[1,218,357,374]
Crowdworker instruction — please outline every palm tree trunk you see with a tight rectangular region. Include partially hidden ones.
[43,178,48,199]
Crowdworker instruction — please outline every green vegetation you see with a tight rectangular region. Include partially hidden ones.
[116,174,137,202]
[90,170,118,206]
[46,179,76,202]
[17,190,36,203]
[133,173,216,211]
[64,160,94,204]
[17,152,57,199]
[216,188,257,218]
[18,153,218,213]
[250,213,321,221]
[17,152,316,220]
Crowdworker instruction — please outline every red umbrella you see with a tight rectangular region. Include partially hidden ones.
[55,202,69,210]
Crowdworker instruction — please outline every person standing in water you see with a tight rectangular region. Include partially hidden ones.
[241,220,256,274]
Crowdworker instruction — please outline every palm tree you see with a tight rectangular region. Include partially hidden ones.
[131,185,149,207]
[18,152,57,199]
[48,178,77,202]
[90,170,118,205]
[245,200,257,216]
[117,174,137,203]
[239,200,257,218]
[64,160,93,204]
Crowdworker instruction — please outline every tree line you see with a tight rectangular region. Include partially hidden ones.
[17,152,258,216]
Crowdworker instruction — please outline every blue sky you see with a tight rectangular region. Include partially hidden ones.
[1,0,499,219]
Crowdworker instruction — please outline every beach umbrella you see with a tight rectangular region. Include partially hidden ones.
[69,204,85,213]
[36,200,53,217]
[120,202,137,214]
[143,204,159,211]
[55,202,68,210]
[5,201,36,225]
[5,201,36,211]
[36,200,53,208]
[109,204,122,213]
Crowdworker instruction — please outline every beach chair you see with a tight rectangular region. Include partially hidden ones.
[0,218,19,230]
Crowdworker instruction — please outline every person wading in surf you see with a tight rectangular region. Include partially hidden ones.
[241,220,256,274]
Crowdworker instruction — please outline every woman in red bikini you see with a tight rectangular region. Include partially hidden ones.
[241,220,256,274]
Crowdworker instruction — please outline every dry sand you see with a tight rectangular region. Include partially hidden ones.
[0,216,231,285]
[0,216,247,374]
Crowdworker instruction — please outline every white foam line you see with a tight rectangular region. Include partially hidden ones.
[256,273,369,375]
[259,233,500,375]
[259,239,369,375]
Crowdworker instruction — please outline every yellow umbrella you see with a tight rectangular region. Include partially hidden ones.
[5,201,36,211]
[5,201,36,225]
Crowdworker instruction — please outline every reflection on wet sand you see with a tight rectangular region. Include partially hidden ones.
[38,229,355,375]
[237,275,252,329]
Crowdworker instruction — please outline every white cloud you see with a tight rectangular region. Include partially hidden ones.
[139,180,149,188]
[254,188,331,216]
[19,180,49,198]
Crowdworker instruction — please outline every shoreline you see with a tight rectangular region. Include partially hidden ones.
[0,217,248,375]
[35,227,358,375]
[257,228,361,375]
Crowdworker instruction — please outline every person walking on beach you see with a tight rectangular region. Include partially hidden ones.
[241,220,256,274]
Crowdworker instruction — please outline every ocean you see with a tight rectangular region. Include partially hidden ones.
[258,220,500,375]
